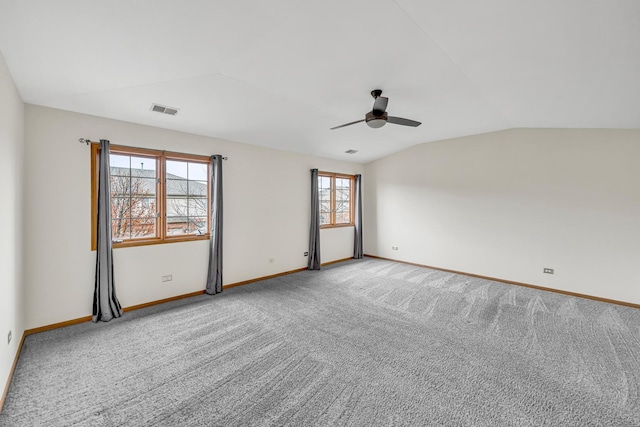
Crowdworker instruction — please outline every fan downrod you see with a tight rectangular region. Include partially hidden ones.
[371,89,383,99]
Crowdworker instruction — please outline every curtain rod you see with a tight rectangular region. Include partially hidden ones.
[79,138,228,160]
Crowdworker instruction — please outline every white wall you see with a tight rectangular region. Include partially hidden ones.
[364,128,640,304]
[24,105,362,329]
[0,52,24,399]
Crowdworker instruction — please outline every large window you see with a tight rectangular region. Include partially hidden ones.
[318,172,354,227]
[91,145,210,249]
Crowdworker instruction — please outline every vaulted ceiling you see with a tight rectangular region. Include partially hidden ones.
[1,0,638,163]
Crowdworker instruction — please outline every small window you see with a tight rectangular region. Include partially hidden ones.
[318,172,354,228]
[91,145,210,249]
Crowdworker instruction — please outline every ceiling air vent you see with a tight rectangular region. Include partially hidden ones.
[345,149,358,154]
[151,103,179,116]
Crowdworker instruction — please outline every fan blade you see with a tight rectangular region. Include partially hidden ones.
[387,116,421,127]
[330,119,365,130]
[372,96,388,117]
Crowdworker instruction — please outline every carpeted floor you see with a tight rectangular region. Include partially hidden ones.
[2,257,640,426]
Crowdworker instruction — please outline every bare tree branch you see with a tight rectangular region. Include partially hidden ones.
[110,172,156,239]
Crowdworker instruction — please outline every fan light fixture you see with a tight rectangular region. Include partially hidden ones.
[366,119,385,128]
[366,112,387,128]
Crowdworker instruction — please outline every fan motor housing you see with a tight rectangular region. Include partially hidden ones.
[366,111,387,128]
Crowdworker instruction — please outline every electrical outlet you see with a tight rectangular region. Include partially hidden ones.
[304,252,309,257]
[392,246,399,250]
[268,258,275,263]
[543,268,554,274]
[162,275,172,282]
[7,330,12,345]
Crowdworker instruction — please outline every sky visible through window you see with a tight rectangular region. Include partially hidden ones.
[165,160,208,236]
[110,154,156,172]
[108,154,209,240]
[92,147,212,248]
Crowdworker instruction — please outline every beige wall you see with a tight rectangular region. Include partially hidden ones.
[0,51,24,399]
[19,104,640,328]
[23,105,362,329]
[363,128,640,304]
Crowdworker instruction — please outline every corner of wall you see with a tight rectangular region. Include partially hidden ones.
[0,49,26,412]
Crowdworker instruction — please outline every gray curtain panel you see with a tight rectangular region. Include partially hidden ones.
[206,155,223,294]
[93,139,123,323]
[353,174,363,259]
[308,168,321,270]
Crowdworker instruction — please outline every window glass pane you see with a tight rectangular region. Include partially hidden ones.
[188,198,208,217]
[188,162,208,181]
[166,197,188,218]
[319,185,330,201]
[336,179,350,199]
[336,189,349,201]
[132,178,156,197]
[128,218,156,238]
[110,177,130,196]
[189,180,208,196]
[166,160,188,178]
[336,203,348,216]
[319,193,330,203]
[166,217,186,235]
[112,219,131,240]
[336,177,349,188]
[109,154,130,172]
[336,201,349,213]
[166,216,197,236]
[183,218,203,234]
[166,178,188,196]
[130,195,156,217]
[111,197,131,218]
[130,156,156,172]
[336,210,350,224]
[188,217,207,235]
[320,213,329,225]
[319,176,331,191]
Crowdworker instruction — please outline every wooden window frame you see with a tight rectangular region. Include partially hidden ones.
[318,171,355,229]
[91,144,210,250]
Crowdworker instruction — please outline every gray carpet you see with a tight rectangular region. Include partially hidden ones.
[2,257,640,426]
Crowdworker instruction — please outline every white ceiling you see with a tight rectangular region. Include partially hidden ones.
[1,0,638,163]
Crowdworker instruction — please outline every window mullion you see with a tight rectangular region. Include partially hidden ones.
[159,156,166,241]
[128,158,133,240]
[330,176,336,226]
[186,170,190,225]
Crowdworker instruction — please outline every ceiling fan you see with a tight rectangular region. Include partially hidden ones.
[330,89,421,130]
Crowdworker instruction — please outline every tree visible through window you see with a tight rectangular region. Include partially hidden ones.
[91,144,210,249]
[318,172,354,227]
[166,160,208,236]
[335,177,351,224]
[109,153,158,241]
[319,175,332,225]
